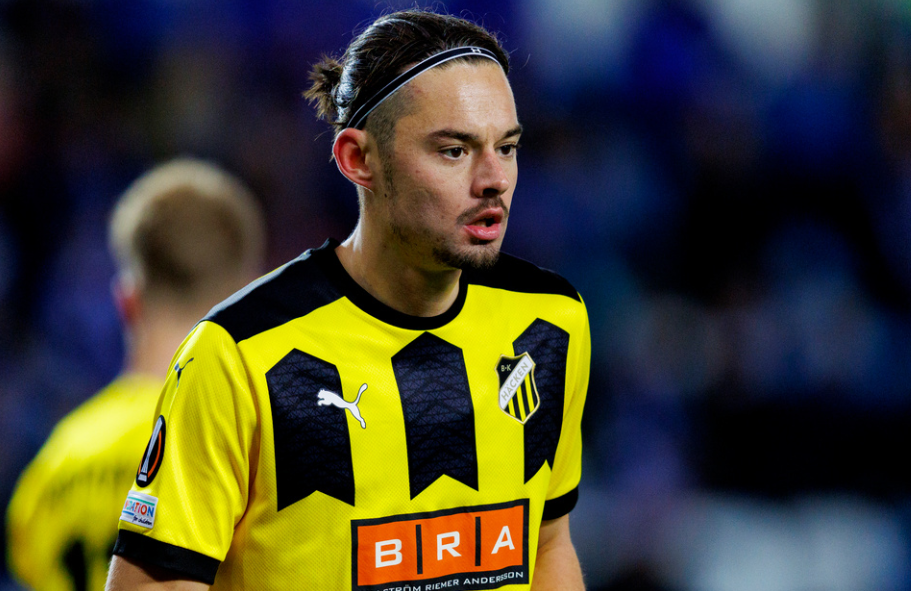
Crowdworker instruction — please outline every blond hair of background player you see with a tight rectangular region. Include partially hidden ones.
[6,158,266,591]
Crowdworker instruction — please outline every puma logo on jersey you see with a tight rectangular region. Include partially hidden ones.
[317,383,368,429]
[174,358,195,387]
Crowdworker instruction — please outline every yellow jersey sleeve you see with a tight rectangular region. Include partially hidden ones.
[543,295,590,518]
[7,443,60,590]
[115,320,257,581]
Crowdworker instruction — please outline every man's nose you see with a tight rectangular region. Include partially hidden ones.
[472,149,511,198]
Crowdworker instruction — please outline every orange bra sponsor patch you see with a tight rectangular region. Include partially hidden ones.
[352,500,529,590]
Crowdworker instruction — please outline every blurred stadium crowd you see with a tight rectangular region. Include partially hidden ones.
[1,0,911,589]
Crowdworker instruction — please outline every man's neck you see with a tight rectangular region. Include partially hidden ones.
[336,225,461,318]
[124,308,201,378]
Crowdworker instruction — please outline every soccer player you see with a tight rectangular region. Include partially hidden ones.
[6,158,266,591]
[107,9,590,591]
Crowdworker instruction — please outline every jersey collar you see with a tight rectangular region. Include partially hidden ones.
[312,238,468,331]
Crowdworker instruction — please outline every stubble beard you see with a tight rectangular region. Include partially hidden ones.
[433,240,502,271]
[434,202,507,271]
[382,159,506,272]
[388,207,504,272]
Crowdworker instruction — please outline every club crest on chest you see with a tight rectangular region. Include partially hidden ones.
[496,353,540,424]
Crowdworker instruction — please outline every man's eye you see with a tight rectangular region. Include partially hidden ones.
[498,143,519,157]
[442,147,465,158]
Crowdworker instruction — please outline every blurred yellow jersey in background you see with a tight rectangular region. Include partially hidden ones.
[7,373,162,591]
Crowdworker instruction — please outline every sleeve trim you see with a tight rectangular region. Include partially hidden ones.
[113,530,220,585]
[542,487,579,521]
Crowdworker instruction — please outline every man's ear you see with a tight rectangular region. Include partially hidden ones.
[333,128,376,191]
[112,274,141,328]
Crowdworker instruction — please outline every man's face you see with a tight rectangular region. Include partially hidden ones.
[371,61,521,271]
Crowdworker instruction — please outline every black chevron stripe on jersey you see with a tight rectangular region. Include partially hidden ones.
[267,349,355,509]
[514,319,569,483]
[392,333,479,499]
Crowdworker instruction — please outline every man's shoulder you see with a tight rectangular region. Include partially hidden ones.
[16,374,161,483]
[466,252,581,303]
[204,240,343,343]
[56,374,160,440]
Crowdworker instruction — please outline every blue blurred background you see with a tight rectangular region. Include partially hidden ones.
[2,0,911,589]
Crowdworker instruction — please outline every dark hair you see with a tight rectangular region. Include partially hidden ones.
[305,9,510,134]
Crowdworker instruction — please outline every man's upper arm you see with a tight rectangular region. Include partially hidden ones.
[106,555,210,591]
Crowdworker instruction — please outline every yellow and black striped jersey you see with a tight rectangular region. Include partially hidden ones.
[114,239,590,590]
[7,373,163,591]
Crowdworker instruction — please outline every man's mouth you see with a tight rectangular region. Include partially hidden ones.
[464,208,505,241]
[474,213,500,226]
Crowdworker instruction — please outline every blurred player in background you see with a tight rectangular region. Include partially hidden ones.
[6,158,266,591]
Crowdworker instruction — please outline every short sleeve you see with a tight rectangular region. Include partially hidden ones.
[113,320,257,583]
[6,449,55,588]
[542,297,590,520]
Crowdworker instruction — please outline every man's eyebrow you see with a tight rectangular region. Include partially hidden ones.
[429,129,478,143]
[503,124,524,140]
[428,125,524,144]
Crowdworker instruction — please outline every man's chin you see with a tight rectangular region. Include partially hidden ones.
[435,243,501,271]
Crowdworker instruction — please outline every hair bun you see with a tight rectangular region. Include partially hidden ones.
[304,56,345,123]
